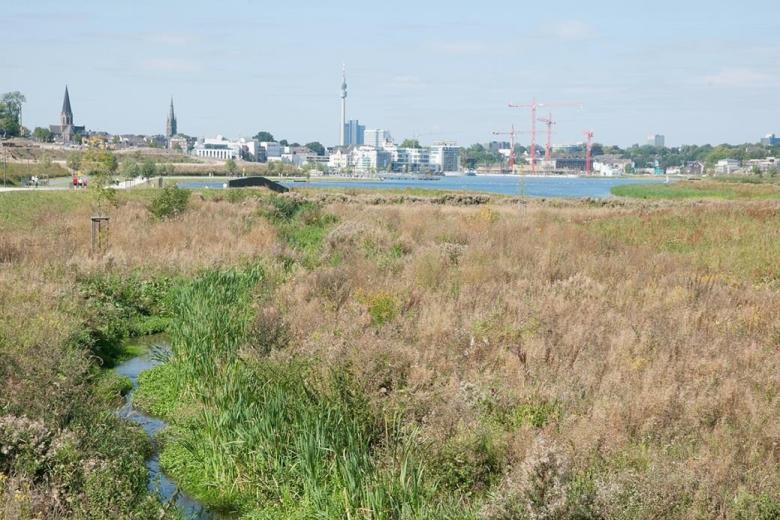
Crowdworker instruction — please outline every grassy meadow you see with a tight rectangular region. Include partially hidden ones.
[612,178,780,200]
[1,187,780,518]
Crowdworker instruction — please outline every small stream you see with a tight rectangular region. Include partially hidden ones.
[114,336,212,519]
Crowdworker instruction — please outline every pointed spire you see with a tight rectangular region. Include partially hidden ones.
[61,86,72,118]
[166,96,177,138]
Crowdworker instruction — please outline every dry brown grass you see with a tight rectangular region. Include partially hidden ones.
[2,190,780,517]
[269,199,780,517]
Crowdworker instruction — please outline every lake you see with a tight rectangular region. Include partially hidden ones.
[178,175,667,198]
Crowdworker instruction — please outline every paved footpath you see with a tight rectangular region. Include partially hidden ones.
[0,176,151,192]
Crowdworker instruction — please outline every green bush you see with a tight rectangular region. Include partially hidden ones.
[430,429,506,495]
[358,291,399,325]
[149,185,191,219]
[76,273,175,366]
[734,490,780,520]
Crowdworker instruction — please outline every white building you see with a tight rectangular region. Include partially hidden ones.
[353,146,391,173]
[327,146,390,173]
[260,141,282,161]
[716,158,741,174]
[168,136,188,152]
[382,144,431,172]
[746,157,779,173]
[192,135,262,161]
[593,158,632,176]
[430,142,460,173]
[364,129,392,148]
[328,148,351,170]
[282,146,320,167]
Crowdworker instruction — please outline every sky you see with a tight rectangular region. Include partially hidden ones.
[3,0,779,147]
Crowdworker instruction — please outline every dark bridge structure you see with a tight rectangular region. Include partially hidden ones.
[226,176,288,193]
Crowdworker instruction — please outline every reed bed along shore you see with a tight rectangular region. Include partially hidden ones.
[1,188,779,518]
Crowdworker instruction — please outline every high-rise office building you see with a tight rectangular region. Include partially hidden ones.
[761,133,779,146]
[364,129,392,148]
[648,134,665,148]
[344,119,365,146]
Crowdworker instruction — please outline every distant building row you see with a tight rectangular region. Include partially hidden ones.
[329,141,460,173]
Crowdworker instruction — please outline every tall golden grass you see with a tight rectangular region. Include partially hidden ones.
[2,190,779,516]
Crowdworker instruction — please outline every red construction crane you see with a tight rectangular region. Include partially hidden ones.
[584,130,594,176]
[492,125,529,172]
[509,98,582,173]
[537,112,556,162]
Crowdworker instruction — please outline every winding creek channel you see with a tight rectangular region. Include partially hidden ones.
[114,336,214,519]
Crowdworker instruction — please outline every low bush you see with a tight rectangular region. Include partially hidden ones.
[149,185,191,219]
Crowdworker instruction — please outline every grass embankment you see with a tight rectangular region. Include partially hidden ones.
[3,188,780,518]
[612,179,780,199]
[0,162,69,186]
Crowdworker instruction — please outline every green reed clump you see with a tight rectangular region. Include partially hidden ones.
[262,196,338,266]
[151,266,464,518]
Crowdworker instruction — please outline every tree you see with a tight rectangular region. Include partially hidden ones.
[140,158,157,178]
[225,159,238,175]
[253,131,274,142]
[0,92,26,137]
[66,151,82,172]
[81,149,118,213]
[400,138,421,149]
[2,92,26,121]
[32,127,53,143]
[279,139,289,147]
[305,141,325,156]
[37,155,54,177]
[120,159,142,179]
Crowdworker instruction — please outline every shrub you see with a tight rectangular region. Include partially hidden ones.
[430,429,506,495]
[733,490,780,520]
[482,439,577,520]
[149,185,190,220]
[246,305,289,356]
[357,290,399,325]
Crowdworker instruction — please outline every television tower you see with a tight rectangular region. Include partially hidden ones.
[340,65,347,147]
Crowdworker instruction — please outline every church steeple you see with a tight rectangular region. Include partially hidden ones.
[61,86,73,127]
[166,97,177,138]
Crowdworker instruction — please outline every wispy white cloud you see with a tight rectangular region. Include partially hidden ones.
[702,67,779,88]
[545,20,596,42]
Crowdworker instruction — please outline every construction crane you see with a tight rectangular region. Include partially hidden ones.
[491,125,527,171]
[537,112,556,162]
[509,98,582,174]
[584,130,594,176]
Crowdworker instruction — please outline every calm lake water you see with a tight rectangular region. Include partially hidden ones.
[178,175,666,198]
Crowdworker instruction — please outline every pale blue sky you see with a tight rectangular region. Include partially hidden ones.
[3,0,779,147]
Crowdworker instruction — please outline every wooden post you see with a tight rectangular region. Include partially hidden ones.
[91,216,110,255]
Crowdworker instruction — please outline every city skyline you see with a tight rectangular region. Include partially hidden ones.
[3,0,780,147]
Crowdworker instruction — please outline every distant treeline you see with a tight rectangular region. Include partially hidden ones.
[461,141,780,169]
